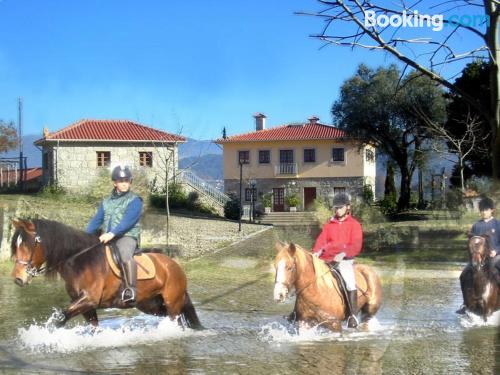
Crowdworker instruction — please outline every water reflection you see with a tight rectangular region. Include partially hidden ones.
[0,226,497,374]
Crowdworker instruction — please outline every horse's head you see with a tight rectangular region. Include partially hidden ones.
[11,219,45,286]
[468,235,490,270]
[273,242,298,303]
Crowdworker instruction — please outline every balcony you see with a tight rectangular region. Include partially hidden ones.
[275,162,298,176]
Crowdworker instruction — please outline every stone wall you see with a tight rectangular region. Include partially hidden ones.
[42,141,179,192]
[224,177,364,211]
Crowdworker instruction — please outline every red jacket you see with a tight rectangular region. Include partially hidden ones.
[312,214,363,262]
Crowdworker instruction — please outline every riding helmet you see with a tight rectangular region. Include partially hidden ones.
[332,193,351,208]
[479,197,495,211]
[111,165,133,181]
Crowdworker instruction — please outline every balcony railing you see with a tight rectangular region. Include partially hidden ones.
[275,162,298,176]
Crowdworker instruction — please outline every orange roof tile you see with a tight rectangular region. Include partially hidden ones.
[215,122,348,143]
[35,119,185,144]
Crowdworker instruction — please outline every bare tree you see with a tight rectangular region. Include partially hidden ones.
[417,108,489,191]
[301,1,500,178]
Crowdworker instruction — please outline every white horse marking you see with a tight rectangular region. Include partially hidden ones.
[16,234,23,248]
[276,260,286,283]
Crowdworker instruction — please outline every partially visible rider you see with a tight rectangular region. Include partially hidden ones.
[86,165,143,305]
[456,196,500,314]
[312,193,363,328]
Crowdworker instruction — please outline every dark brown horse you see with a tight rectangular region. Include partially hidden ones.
[462,235,500,320]
[11,218,202,329]
[273,242,382,332]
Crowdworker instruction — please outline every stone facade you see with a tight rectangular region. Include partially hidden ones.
[224,176,365,211]
[41,141,179,192]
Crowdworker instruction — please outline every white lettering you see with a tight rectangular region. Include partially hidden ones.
[364,10,377,27]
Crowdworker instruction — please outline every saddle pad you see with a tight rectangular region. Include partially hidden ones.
[105,247,156,280]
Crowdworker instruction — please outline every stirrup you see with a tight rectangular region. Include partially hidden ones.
[347,315,359,328]
[121,287,136,303]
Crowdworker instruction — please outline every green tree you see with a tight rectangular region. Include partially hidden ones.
[332,64,446,210]
[0,120,18,153]
[445,61,492,178]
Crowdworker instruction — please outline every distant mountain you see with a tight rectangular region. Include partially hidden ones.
[0,134,41,167]
[179,154,223,181]
[179,138,221,159]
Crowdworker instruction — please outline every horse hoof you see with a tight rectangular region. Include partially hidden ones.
[51,310,67,328]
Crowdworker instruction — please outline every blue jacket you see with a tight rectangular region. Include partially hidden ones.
[471,217,500,252]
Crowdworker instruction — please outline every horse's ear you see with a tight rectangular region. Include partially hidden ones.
[12,219,35,233]
[288,242,296,256]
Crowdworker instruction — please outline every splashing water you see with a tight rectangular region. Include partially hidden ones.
[459,310,500,328]
[17,313,212,353]
[258,317,388,343]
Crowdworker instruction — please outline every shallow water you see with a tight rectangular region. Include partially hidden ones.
[1,227,499,374]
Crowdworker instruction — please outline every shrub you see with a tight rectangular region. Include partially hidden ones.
[262,193,272,207]
[362,184,374,204]
[285,193,300,207]
[186,191,201,210]
[224,193,241,220]
[378,196,398,216]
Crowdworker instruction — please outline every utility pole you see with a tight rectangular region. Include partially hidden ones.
[18,98,24,191]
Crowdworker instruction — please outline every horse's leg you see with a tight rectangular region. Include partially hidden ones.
[54,291,97,328]
[161,286,186,327]
[82,309,98,327]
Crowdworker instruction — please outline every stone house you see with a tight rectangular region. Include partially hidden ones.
[35,119,185,191]
[215,114,376,211]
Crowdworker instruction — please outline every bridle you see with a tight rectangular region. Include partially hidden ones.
[469,235,488,269]
[15,234,46,278]
[15,232,101,279]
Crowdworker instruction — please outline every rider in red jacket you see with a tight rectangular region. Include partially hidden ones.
[312,193,363,328]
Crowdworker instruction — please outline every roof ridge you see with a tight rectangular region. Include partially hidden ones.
[220,122,340,141]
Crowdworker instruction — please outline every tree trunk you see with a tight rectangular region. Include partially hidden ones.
[398,165,412,210]
[486,1,500,179]
[459,154,465,193]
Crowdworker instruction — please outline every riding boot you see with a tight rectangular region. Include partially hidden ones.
[347,290,359,328]
[122,259,137,305]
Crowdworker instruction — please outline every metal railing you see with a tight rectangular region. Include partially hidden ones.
[275,162,298,175]
[178,169,230,206]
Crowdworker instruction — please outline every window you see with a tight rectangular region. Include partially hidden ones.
[366,149,375,163]
[238,150,250,164]
[334,187,346,195]
[139,151,153,167]
[245,188,257,201]
[280,150,294,163]
[97,151,110,167]
[331,148,345,162]
[304,149,316,163]
[259,150,270,164]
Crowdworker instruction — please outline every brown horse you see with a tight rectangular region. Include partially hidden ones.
[273,242,382,331]
[11,218,202,329]
[462,235,500,320]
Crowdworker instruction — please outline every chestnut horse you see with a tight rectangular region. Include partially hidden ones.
[273,242,382,331]
[462,235,500,320]
[11,218,202,329]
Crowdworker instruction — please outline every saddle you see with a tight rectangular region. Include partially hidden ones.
[105,244,156,280]
[328,264,351,308]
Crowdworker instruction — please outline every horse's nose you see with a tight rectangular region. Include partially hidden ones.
[14,278,25,287]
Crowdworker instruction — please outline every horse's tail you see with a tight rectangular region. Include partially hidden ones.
[182,292,204,330]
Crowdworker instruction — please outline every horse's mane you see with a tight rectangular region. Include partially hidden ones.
[13,219,105,277]
[291,244,335,290]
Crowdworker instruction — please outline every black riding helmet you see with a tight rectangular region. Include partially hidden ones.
[333,193,351,208]
[479,197,495,211]
[111,165,133,181]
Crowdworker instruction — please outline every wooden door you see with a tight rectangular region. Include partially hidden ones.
[273,188,285,212]
[304,187,317,211]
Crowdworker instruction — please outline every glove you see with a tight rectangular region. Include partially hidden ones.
[334,252,346,262]
[313,248,324,257]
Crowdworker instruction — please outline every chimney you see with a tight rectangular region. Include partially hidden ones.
[43,127,49,138]
[308,116,319,125]
[254,113,267,131]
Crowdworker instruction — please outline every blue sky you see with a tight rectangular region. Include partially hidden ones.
[0,0,485,141]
